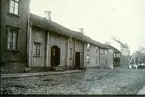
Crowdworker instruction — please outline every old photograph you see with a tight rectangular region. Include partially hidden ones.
[1,0,145,95]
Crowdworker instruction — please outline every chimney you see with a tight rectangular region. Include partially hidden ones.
[44,11,51,20]
[79,28,84,34]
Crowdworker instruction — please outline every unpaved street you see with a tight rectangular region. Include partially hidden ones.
[1,68,145,95]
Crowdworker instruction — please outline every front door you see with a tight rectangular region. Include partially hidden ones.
[75,52,80,69]
[50,45,60,67]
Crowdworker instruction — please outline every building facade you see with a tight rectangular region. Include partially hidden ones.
[1,0,29,64]
[1,0,120,73]
[107,45,121,68]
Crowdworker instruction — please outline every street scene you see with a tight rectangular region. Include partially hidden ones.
[1,68,145,95]
[1,0,145,95]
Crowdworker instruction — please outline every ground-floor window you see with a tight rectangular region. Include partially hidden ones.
[96,56,97,64]
[69,48,72,59]
[7,26,19,50]
[34,42,41,56]
[87,55,90,63]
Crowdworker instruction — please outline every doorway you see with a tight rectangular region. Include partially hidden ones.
[75,52,83,69]
[50,45,60,67]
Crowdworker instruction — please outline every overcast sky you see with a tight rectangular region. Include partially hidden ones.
[30,0,145,54]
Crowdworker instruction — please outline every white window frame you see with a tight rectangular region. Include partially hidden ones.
[33,42,41,56]
[105,50,108,55]
[87,55,90,63]
[87,43,90,51]
[96,47,98,52]
[9,0,20,15]
[7,26,19,50]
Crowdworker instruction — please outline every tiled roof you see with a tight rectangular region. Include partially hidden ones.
[30,13,108,49]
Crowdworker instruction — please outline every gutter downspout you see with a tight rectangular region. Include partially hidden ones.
[26,3,30,67]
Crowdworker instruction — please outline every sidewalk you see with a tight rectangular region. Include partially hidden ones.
[1,70,83,79]
[138,86,145,94]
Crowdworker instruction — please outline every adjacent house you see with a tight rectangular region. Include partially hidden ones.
[106,43,121,68]
[83,37,109,68]
[28,13,109,70]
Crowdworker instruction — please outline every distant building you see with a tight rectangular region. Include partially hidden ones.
[106,44,121,68]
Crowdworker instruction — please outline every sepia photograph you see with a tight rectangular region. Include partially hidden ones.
[1,0,145,95]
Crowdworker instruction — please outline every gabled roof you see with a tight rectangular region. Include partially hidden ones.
[106,45,121,53]
[30,13,108,49]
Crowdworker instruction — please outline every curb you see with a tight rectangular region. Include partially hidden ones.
[1,70,84,79]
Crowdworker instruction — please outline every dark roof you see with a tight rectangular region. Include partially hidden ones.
[106,45,121,53]
[30,13,108,49]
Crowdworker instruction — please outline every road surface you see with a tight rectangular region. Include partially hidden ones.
[1,68,145,95]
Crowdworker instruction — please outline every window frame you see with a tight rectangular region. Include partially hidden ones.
[33,42,41,56]
[96,47,98,52]
[87,55,90,63]
[96,55,97,64]
[9,0,20,15]
[69,48,72,59]
[105,50,108,55]
[7,26,19,51]
[87,43,90,51]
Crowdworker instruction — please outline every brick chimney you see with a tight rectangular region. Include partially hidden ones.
[79,28,83,34]
[44,11,51,20]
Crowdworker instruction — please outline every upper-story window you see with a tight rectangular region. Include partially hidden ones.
[87,43,90,51]
[105,50,108,55]
[101,49,103,55]
[96,47,98,52]
[7,26,19,50]
[114,53,116,57]
[117,53,120,58]
[9,0,20,15]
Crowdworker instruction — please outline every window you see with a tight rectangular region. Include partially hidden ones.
[34,42,41,56]
[53,48,55,56]
[114,53,116,57]
[87,55,90,63]
[117,53,120,58]
[96,56,97,64]
[69,48,72,59]
[96,47,98,52]
[7,26,19,50]
[105,50,108,55]
[87,43,90,50]
[9,0,20,15]
[101,49,103,55]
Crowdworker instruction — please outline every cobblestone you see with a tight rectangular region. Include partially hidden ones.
[1,68,145,95]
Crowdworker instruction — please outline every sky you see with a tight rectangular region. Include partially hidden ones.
[30,0,145,54]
